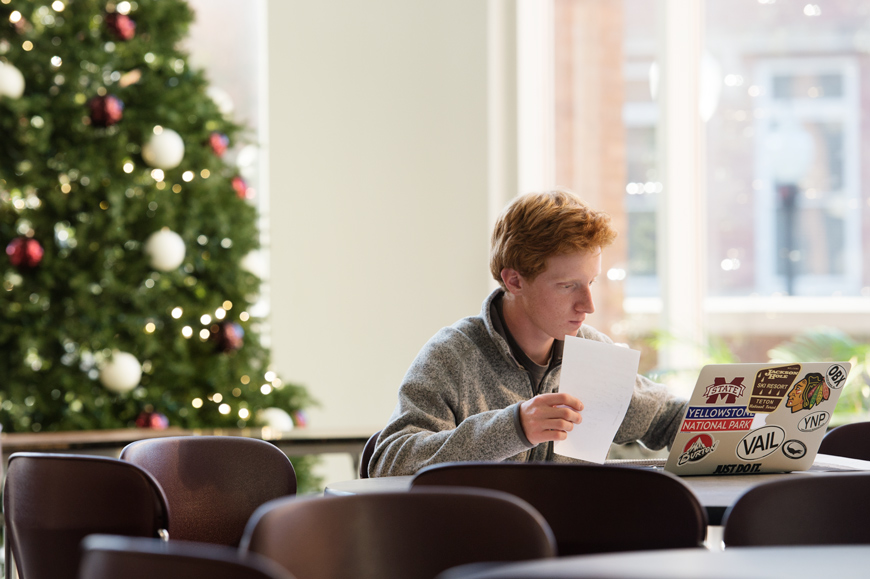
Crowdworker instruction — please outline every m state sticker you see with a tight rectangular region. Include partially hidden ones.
[748,364,800,413]
[680,406,755,432]
[677,434,719,466]
[703,377,746,404]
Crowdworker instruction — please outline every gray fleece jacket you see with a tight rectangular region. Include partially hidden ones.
[369,289,687,477]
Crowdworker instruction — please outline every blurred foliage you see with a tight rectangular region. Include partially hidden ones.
[768,327,870,424]
[645,327,870,424]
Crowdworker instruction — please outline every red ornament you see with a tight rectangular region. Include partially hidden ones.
[213,322,244,353]
[88,94,124,127]
[232,176,252,200]
[209,132,229,157]
[6,237,44,268]
[135,411,169,429]
[292,410,308,428]
[105,12,136,41]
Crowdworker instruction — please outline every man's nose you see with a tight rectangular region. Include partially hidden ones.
[577,288,595,314]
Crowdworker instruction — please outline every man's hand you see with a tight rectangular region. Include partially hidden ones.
[519,392,583,445]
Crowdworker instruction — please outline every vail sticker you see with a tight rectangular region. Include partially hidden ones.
[826,364,848,390]
[797,410,830,433]
[786,373,830,413]
[736,425,785,461]
[677,434,719,466]
[748,364,800,413]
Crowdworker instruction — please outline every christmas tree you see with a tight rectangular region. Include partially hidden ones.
[0,0,317,485]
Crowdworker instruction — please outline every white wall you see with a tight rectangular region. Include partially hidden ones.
[266,1,496,433]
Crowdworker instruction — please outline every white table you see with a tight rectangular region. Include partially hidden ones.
[324,454,870,525]
[436,545,870,579]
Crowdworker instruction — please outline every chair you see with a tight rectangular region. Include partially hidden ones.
[411,462,707,556]
[79,534,296,579]
[819,421,870,461]
[120,435,296,547]
[3,453,169,579]
[722,472,870,547]
[358,430,381,479]
[239,488,556,579]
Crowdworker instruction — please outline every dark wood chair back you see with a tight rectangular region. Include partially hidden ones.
[239,488,556,579]
[819,421,870,461]
[412,461,707,556]
[120,436,296,547]
[3,453,169,579]
[722,472,870,546]
[79,534,296,579]
[358,430,381,478]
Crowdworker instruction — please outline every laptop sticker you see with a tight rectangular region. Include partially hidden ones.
[785,373,829,413]
[713,463,762,475]
[748,364,801,413]
[797,410,830,432]
[676,434,719,466]
[680,406,754,432]
[825,364,848,390]
[703,377,746,404]
[736,425,785,461]
[782,439,807,459]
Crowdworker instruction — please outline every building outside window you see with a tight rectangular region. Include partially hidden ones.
[548,0,870,393]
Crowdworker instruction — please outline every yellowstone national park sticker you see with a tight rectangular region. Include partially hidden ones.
[748,364,801,413]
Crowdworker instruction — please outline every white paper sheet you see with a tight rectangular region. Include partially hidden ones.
[553,335,640,463]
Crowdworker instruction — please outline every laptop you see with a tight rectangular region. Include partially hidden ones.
[662,362,851,476]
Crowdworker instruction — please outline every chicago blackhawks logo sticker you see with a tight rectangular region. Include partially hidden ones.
[785,372,830,413]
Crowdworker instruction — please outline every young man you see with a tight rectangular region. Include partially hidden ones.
[369,190,687,477]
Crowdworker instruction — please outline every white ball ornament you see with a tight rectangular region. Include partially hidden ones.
[258,407,295,431]
[145,229,186,271]
[0,60,25,99]
[99,351,143,394]
[141,127,185,169]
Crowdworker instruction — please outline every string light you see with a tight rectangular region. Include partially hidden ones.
[191,398,203,408]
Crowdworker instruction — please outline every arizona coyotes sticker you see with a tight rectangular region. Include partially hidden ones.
[680,406,754,432]
[736,425,785,461]
[703,377,746,404]
[785,372,829,413]
[748,364,800,413]
[782,439,807,459]
[676,434,719,466]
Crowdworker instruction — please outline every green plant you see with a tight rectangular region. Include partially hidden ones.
[768,327,870,423]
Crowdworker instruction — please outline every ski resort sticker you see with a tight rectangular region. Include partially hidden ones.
[748,364,800,413]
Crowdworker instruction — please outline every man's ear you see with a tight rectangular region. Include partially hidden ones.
[500,268,523,295]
